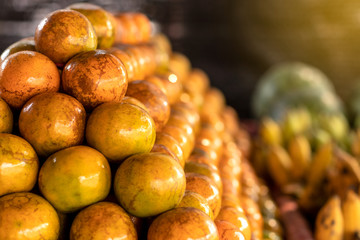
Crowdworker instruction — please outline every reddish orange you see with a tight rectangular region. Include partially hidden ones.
[62,50,128,110]
[215,220,246,240]
[0,50,60,109]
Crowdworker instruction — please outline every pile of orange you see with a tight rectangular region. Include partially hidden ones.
[0,3,279,240]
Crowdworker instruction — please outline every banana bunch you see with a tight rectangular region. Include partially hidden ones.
[315,191,360,240]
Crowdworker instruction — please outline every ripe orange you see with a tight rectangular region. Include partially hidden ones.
[148,207,219,240]
[70,202,137,240]
[0,37,35,61]
[215,220,246,240]
[0,192,60,240]
[38,145,111,213]
[0,50,60,109]
[62,50,128,110]
[68,3,115,49]
[86,102,155,163]
[19,92,86,157]
[35,9,97,65]
[0,133,38,197]
[0,97,13,133]
[114,153,186,217]
[177,190,214,219]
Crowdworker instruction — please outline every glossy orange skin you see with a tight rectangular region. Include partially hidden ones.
[132,13,152,42]
[195,126,224,165]
[70,202,137,240]
[184,69,210,96]
[151,33,171,71]
[126,80,170,131]
[168,52,191,82]
[162,125,193,160]
[215,220,246,240]
[35,9,97,65]
[241,196,263,240]
[62,50,128,110]
[108,48,136,81]
[184,161,223,196]
[0,37,35,61]
[0,192,60,240]
[114,13,151,44]
[216,206,251,240]
[171,101,201,135]
[155,132,184,167]
[188,149,216,168]
[38,146,111,213]
[0,97,13,133]
[186,172,222,218]
[68,3,115,49]
[0,51,60,109]
[178,190,214,219]
[148,207,219,240]
[201,88,226,116]
[86,102,155,163]
[0,134,38,197]
[146,72,182,104]
[125,46,147,80]
[114,153,186,217]
[121,96,148,112]
[19,92,86,157]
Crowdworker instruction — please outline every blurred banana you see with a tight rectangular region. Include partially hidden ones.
[342,190,360,240]
[315,195,344,240]
[267,146,293,187]
[259,117,282,146]
[288,135,311,180]
[282,108,311,144]
[307,142,334,186]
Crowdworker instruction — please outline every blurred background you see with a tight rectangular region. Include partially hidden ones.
[1,0,360,118]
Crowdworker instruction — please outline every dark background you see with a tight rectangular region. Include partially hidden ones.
[1,0,360,118]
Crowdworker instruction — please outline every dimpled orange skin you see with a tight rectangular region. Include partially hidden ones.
[38,146,111,213]
[0,192,60,240]
[35,9,97,65]
[0,50,60,109]
[155,132,184,167]
[0,37,35,61]
[114,152,186,218]
[0,134,38,197]
[215,206,251,240]
[215,220,246,240]
[68,3,115,49]
[126,80,170,132]
[62,50,128,110]
[148,207,219,240]
[70,202,137,240]
[108,48,136,81]
[86,102,156,163]
[19,92,86,157]
[0,97,13,133]
[184,161,223,196]
[177,190,214,220]
[185,172,222,219]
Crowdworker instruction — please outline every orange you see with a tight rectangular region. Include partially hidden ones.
[0,50,60,109]
[0,192,60,240]
[0,133,38,197]
[186,172,222,218]
[86,102,155,163]
[177,190,214,219]
[70,202,137,240]
[126,80,170,131]
[114,153,186,217]
[68,3,115,49]
[216,206,251,240]
[62,50,128,110]
[35,9,97,65]
[38,145,111,213]
[154,132,184,167]
[19,92,86,157]
[148,207,219,240]
[0,97,13,133]
[108,48,136,81]
[215,220,246,240]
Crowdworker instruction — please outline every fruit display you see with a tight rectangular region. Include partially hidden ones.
[0,3,283,240]
[252,62,360,240]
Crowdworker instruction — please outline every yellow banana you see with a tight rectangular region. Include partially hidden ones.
[288,134,311,180]
[307,141,334,186]
[315,195,344,240]
[282,108,311,144]
[328,148,360,200]
[259,117,282,146]
[267,145,293,187]
[342,190,360,240]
